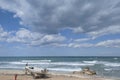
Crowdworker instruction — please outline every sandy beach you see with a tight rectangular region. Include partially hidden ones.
[0,70,116,80]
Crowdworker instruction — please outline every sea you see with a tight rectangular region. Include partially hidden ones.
[0,56,120,78]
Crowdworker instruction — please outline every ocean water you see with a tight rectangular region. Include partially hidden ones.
[0,56,120,78]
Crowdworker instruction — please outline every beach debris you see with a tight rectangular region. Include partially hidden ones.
[83,67,90,71]
[73,67,96,75]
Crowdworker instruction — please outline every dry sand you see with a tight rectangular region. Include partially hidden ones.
[0,70,116,80]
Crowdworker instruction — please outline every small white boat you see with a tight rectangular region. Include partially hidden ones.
[25,66,49,79]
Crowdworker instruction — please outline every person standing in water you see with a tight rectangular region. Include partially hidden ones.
[26,62,28,66]
[25,62,28,74]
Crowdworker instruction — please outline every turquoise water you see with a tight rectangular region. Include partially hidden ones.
[0,56,120,78]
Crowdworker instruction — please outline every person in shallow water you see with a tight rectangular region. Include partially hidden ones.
[26,62,28,66]
[25,63,28,74]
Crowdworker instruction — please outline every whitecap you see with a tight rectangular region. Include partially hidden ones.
[104,63,120,67]
[50,62,94,66]
[21,60,51,63]
[48,68,82,72]
[83,60,98,64]
[113,58,118,60]
[104,68,112,71]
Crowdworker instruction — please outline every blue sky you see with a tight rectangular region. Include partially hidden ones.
[0,0,120,56]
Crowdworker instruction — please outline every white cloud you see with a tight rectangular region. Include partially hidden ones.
[52,39,120,48]
[0,25,120,48]
[6,28,43,43]
[68,43,93,48]
[0,26,9,41]
[50,43,68,47]
[71,27,84,33]
[96,39,120,48]
[70,39,120,48]
[30,34,66,46]
[74,38,91,42]
[88,25,120,39]
[0,26,66,46]
[49,43,93,48]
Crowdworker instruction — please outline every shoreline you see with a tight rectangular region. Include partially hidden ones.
[0,69,119,80]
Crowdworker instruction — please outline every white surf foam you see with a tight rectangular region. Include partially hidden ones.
[83,60,98,64]
[48,68,82,72]
[9,62,26,64]
[104,68,112,71]
[9,59,51,65]
[0,66,24,69]
[113,58,118,60]
[9,61,94,66]
[51,62,94,66]
[104,63,120,67]
[21,60,51,63]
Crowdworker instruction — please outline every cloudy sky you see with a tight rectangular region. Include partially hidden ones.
[0,0,120,56]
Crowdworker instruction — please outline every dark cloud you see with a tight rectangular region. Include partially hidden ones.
[0,0,120,35]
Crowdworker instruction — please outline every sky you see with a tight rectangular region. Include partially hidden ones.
[0,0,120,56]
